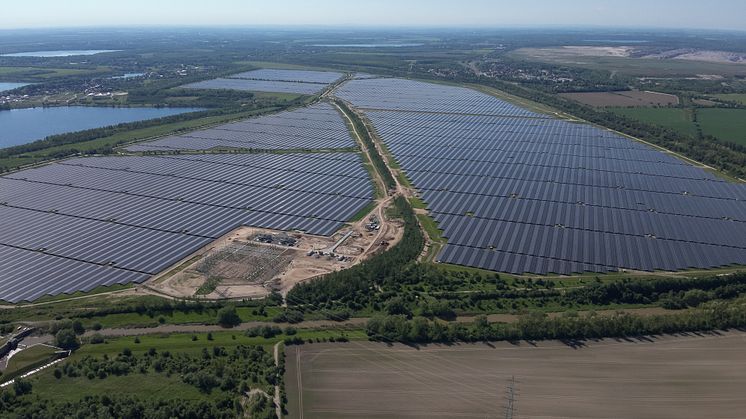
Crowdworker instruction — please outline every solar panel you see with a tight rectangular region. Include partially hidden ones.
[182,69,344,94]
[127,103,355,152]
[0,150,373,302]
[336,78,746,275]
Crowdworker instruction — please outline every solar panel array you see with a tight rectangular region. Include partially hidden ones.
[336,78,746,275]
[335,78,543,117]
[183,69,343,94]
[127,103,354,152]
[230,69,343,84]
[0,152,372,302]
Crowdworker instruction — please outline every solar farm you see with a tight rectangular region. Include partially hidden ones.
[0,94,374,302]
[182,69,344,94]
[126,103,354,152]
[3,71,746,303]
[336,78,746,275]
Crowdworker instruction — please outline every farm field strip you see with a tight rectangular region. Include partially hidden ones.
[336,78,746,275]
[286,332,746,419]
[559,90,679,107]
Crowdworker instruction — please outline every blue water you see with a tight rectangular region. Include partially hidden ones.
[1,50,120,57]
[0,106,202,149]
[0,82,30,92]
[312,43,423,48]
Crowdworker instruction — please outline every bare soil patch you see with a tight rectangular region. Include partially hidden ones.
[286,331,746,419]
[148,198,402,300]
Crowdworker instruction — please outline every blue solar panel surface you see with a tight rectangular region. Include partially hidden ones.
[230,69,343,84]
[336,78,746,275]
[1,149,372,301]
[182,69,343,94]
[127,103,354,152]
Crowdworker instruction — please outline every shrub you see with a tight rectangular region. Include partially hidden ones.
[217,306,241,328]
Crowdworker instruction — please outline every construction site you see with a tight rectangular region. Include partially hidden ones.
[146,203,403,300]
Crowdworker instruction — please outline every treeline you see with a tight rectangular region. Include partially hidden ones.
[356,257,746,317]
[366,297,746,344]
[0,394,242,419]
[334,99,397,191]
[287,196,424,310]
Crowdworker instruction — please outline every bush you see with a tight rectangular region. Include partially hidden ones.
[89,334,105,344]
[217,306,241,328]
[55,328,80,350]
[72,320,85,335]
[13,378,32,396]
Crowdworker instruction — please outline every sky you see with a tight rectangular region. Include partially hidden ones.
[1,0,745,31]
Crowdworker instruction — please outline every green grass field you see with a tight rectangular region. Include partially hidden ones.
[509,48,746,77]
[609,107,699,137]
[697,108,746,146]
[0,66,110,81]
[609,107,746,146]
[2,344,59,378]
[711,94,746,106]
[31,371,212,402]
[76,305,285,329]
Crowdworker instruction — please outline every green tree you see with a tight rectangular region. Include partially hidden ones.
[217,305,241,328]
[55,328,80,350]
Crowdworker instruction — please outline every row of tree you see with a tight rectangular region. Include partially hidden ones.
[366,297,746,344]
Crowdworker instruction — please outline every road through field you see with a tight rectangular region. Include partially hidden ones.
[286,331,746,419]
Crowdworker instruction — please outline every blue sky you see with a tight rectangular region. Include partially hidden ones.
[1,0,745,31]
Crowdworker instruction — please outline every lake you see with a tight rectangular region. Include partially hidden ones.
[0,106,202,149]
[0,82,30,92]
[1,50,120,57]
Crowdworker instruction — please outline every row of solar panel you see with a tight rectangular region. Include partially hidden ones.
[184,78,326,94]
[405,162,745,202]
[437,219,746,273]
[366,111,666,151]
[389,145,714,181]
[228,69,343,84]
[0,244,150,304]
[127,102,355,152]
[429,198,746,249]
[335,77,746,274]
[384,139,687,166]
[336,78,545,117]
[183,69,344,95]
[419,183,746,224]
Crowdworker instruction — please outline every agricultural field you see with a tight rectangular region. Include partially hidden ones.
[509,47,746,77]
[697,108,746,146]
[608,107,699,137]
[286,332,746,419]
[711,93,746,105]
[559,90,679,107]
[610,107,746,146]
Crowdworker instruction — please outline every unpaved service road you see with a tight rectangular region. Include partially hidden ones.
[285,331,746,419]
